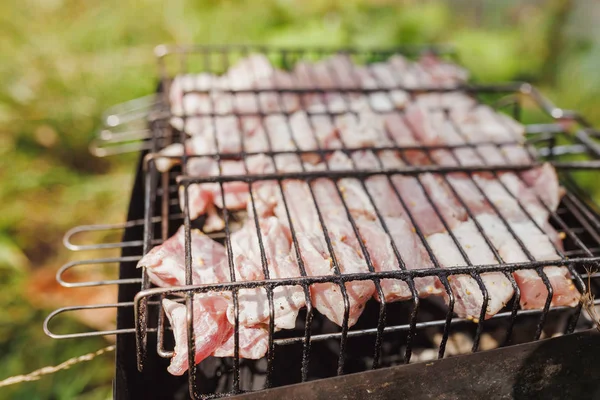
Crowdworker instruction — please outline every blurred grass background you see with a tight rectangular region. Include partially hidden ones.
[1,0,599,398]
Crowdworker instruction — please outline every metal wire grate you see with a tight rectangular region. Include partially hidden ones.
[46,46,600,400]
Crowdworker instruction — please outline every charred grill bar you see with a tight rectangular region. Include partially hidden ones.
[45,46,600,399]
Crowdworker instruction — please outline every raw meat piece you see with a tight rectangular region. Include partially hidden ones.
[137,226,228,287]
[335,110,392,148]
[163,296,232,376]
[312,114,343,150]
[427,219,514,320]
[518,163,562,213]
[380,114,430,165]
[155,143,185,173]
[476,214,580,309]
[377,153,459,235]
[414,92,475,111]
[228,217,306,330]
[350,65,397,112]
[213,325,269,359]
[418,54,469,86]
[352,217,411,301]
[209,116,243,154]
[328,150,442,297]
[445,170,573,310]
[182,154,275,220]
[169,74,216,117]
[383,113,417,146]
[242,116,269,153]
[393,173,463,235]
[444,174,490,216]
[450,105,531,164]
[387,55,421,88]
[404,103,459,166]
[473,173,550,226]
[328,151,412,300]
[297,232,374,327]
[227,53,299,114]
[419,173,468,225]
[274,178,375,327]
[368,62,409,108]
[182,158,248,219]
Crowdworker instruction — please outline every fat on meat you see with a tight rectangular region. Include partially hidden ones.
[329,150,441,298]
[427,219,514,320]
[473,172,551,227]
[274,178,375,327]
[228,217,306,330]
[476,214,580,309]
[418,54,470,86]
[375,151,461,235]
[137,226,229,287]
[181,154,275,222]
[335,109,393,148]
[163,296,232,376]
[213,325,269,359]
[449,105,531,164]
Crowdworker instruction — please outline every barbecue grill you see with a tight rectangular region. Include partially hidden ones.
[44,45,600,399]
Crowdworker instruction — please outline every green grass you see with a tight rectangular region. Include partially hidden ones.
[1,0,599,398]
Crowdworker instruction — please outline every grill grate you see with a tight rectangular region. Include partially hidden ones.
[45,46,600,400]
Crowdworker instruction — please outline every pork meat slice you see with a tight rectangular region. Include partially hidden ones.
[367,63,409,108]
[449,171,575,309]
[386,55,422,88]
[375,152,463,235]
[289,111,341,156]
[163,296,232,376]
[404,104,456,165]
[212,325,269,359]
[328,151,409,300]
[182,154,275,221]
[449,105,531,164]
[382,113,430,165]
[473,171,553,227]
[349,64,398,112]
[476,214,580,309]
[137,226,228,287]
[418,54,469,87]
[427,219,514,320]
[182,157,247,221]
[329,150,441,298]
[511,163,562,214]
[228,217,306,330]
[335,109,393,148]
[274,178,374,327]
